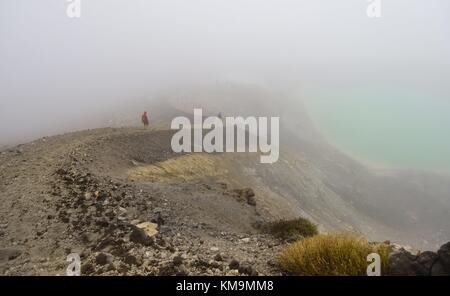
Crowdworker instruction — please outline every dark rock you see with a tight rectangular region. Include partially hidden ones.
[155,213,165,225]
[246,195,256,206]
[173,255,183,266]
[94,218,109,227]
[388,250,425,276]
[214,253,223,262]
[130,227,153,246]
[238,264,253,275]
[431,260,450,276]
[389,245,448,276]
[437,242,450,267]
[209,261,221,268]
[124,254,138,266]
[233,188,255,202]
[176,264,189,276]
[267,259,277,267]
[81,262,95,275]
[158,264,177,276]
[194,257,210,268]
[242,188,255,198]
[95,252,113,265]
[417,251,438,273]
[110,243,130,258]
[431,242,450,275]
[229,259,240,270]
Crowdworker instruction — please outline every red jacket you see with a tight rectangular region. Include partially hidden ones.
[141,112,149,125]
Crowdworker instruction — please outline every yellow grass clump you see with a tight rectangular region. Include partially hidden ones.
[127,154,228,182]
[278,234,390,276]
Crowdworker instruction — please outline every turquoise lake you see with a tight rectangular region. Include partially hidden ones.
[304,89,450,174]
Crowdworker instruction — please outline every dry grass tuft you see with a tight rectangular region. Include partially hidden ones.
[127,154,227,182]
[278,233,390,275]
[265,217,318,240]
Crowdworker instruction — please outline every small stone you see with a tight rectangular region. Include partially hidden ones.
[130,222,158,246]
[136,222,158,237]
[210,247,219,252]
[209,260,221,268]
[246,195,256,206]
[229,259,240,270]
[238,264,253,275]
[124,254,139,266]
[176,264,189,276]
[81,262,95,275]
[214,253,223,261]
[95,252,114,265]
[173,255,183,266]
[130,228,153,246]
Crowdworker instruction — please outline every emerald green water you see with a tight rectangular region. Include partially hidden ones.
[304,90,450,174]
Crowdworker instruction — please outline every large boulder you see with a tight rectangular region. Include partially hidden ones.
[431,242,450,276]
[388,242,450,276]
[437,242,450,267]
[388,250,429,276]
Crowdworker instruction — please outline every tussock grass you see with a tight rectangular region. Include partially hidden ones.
[265,217,318,240]
[128,154,227,182]
[278,234,390,275]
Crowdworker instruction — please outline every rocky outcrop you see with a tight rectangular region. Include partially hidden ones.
[232,188,256,206]
[388,242,450,276]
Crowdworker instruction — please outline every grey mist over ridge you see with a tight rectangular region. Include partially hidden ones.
[1,0,450,147]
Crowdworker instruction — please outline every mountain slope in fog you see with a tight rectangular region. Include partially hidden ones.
[138,84,450,250]
[2,84,449,252]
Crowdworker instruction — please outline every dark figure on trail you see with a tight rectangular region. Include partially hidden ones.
[141,111,149,128]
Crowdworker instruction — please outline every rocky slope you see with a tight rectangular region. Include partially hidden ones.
[1,126,450,276]
[389,242,450,276]
[0,128,292,275]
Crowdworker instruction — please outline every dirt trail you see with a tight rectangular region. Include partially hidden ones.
[0,127,286,275]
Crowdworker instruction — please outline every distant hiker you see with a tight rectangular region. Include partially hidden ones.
[141,111,149,128]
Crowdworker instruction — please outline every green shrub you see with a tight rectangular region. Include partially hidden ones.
[265,217,318,240]
[278,233,390,276]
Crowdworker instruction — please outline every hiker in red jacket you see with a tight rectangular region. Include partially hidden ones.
[141,111,149,128]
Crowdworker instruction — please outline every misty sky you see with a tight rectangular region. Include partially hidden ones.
[1,0,450,146]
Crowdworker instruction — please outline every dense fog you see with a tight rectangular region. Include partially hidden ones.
[1,0,449,146]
